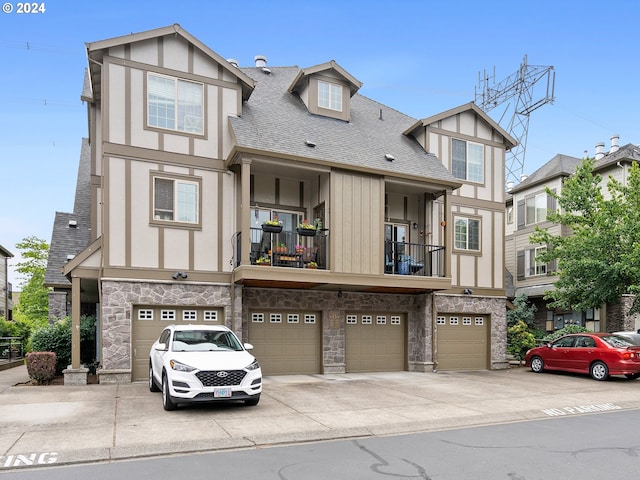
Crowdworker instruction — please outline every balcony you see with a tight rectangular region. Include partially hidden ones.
[385,240,445,277]
[247,227,328,270]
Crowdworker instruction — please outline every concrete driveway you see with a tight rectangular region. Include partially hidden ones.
[1,364,638,470]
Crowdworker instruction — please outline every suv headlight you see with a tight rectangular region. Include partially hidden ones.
[169,359,196,372]
[246,359,260,371]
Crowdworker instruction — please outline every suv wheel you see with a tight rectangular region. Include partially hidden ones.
[162,373,177,411]
[149,362,160,392]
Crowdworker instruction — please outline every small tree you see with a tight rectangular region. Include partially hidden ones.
[13,236,50,329]
[507,294,537,329]
[507,320,536,365]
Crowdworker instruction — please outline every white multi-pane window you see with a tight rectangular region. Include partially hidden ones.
[182,310,197,321]
[376,316,387,325]
[346,315,357,325]
[452,139,484,183]
[153,176,199,223]
[436,316,446,325]
[304,314,316,324]
[287,314,299,324]
[475,317,484,326]
[362,315,372,325]
[390,316,401,325]
[270,313,282,323]
[203,311,217,322]
[449,316,459,325]
[454,217,480,251]
[462,317,472,326]
[252,313,264,323]
[318,80,342,111]
[534,246,547,275]
[148,73,203,134]
[526,192,547,225]
[161,310,176,321]
[138,309,153,320]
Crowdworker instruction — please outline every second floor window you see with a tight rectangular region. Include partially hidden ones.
[452,139,484,183]
[534,246,547,275]
[526,192,547,225]
[153,177,199,224]
[148,73,203,134]
[318,80,342,111]
[454,216,480,251]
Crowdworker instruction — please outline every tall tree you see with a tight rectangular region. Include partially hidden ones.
[530,159,640,315]
[14,236,50,326]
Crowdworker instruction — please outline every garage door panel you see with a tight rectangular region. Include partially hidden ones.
[249,311,321,375]
[345,313,405,373]
[437,315,488,371]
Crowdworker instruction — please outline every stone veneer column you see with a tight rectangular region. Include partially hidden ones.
[434,294,508,370]
[99,280,232,384]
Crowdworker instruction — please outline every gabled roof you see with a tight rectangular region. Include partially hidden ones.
[509,153,582,194]
[84,24,255,102]
[593,143,640,170]
[404,102,517,150]
[229,66,460,187]
[0,244,13,258]
[45,138,92,288]
[288,60,363,97]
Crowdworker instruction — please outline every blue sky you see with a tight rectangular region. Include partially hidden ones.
[1,0,639,288]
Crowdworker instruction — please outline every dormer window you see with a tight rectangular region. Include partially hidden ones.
[318,80,342,112]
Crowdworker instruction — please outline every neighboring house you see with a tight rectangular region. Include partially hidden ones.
[505,135,640,333]
[48,24,515,383]
[0,244,13,320]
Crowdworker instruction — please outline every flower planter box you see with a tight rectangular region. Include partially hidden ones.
[262,224,282,233]
[296,228,316,237]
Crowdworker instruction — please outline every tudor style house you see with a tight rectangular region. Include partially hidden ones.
[505,136,640,333]
[46,24,515,384]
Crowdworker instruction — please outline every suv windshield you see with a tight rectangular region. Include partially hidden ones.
[171,330,243,352]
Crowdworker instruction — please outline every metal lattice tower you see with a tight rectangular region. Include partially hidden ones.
[475,55,555,187]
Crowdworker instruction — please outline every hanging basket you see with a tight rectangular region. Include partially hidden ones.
[262,224,283,233]
[296,227,316,237]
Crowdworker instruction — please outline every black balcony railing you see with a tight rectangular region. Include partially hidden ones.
[237,228,328,269]
[385,240,445,277]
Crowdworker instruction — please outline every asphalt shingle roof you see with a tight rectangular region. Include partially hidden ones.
[45,138,92,287]
[509,153,582,193]
[230,66,459,185]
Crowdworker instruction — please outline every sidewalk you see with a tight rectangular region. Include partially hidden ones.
[2,363,639,470]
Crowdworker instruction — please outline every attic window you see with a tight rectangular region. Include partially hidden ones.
[68,220,77,228]
[318,80,342,112]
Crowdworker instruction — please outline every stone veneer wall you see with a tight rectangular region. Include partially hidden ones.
[435,294,508,370]
[100,280,233,372]
[242,287,433,373]
[48,291,69,323]
[606,295,638,332]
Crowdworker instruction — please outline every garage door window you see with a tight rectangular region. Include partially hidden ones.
[270,314,282,323]
[161,310,176,321]
[462,317,472,326]
[252,313,264,323]
[475,317,484,326]
[391,316,401,325]
[183,310,197,321]
[139,309,153,320]
[304,314,316,324]
[436,316,446,325]
[377,316,387,325]
[204,311,217,322]
[449,316,459,325]
[287,314,299,324]
[362,315,372,325]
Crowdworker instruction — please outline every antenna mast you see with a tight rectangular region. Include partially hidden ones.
[475,55,555,186]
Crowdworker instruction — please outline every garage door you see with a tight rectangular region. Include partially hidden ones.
[436,314,488,371]
[248,311,322,375]
[131,306,222,381]
[345,313,406,372]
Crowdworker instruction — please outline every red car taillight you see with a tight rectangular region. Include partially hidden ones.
[620,351,636,360]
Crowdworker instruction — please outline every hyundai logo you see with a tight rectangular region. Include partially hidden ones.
[216,371,229,378]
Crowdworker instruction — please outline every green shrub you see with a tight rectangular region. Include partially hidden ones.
[26,351,57,384]
[507,320,536,364]
[30,315,97,374]
[542,325,589,343]
[0,317,18,337]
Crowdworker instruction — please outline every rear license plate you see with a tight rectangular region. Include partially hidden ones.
[214,388,232,398]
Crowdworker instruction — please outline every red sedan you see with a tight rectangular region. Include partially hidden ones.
[525,333,640,381]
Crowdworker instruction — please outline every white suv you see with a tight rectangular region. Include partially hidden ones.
[149,324,262,411]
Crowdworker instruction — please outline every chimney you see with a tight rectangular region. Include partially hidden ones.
[506,180,515,191]
[227,58,239,68]
[254,55,267,68]
[610,134,620,153]
[595,142,605,160]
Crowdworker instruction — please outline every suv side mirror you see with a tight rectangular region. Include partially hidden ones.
[244,343,254,351]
